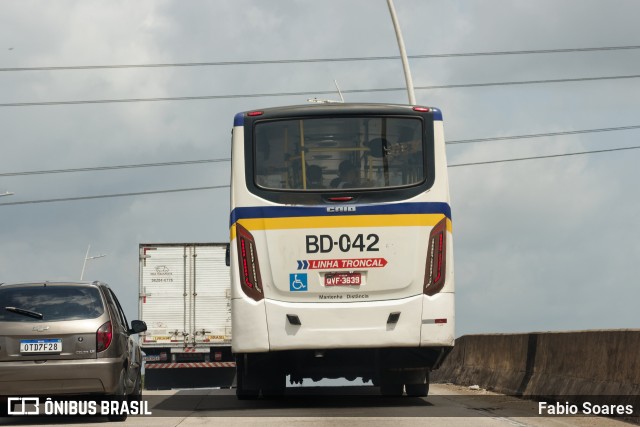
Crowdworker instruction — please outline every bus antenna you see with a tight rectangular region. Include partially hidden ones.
[334,79,345,103]
[307,79,345,104]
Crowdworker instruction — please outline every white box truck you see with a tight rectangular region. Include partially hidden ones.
[138,243,235,389]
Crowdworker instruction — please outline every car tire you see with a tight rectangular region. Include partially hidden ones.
[107,371,128,422]
[129,371,142,403]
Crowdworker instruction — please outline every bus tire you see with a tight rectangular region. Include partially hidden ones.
[237,387,259,400]
[236,356,259,400]
[380,382,404,396]
[261,369,286,399]
[405,371,430,397]
[405,382,429,397]
[0,398,8,417]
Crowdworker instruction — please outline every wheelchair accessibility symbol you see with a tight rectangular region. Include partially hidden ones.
[289,273,308,292]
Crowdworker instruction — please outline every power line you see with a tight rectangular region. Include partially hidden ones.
[1,74,639,108]
[1,144,639,207]
[0,185,228,206]
[2,124,639,178]
[446,124,640,145]
[417,74,640,90]
[0,158,230,177]
[448,145,640,168]
[1,45,639,72]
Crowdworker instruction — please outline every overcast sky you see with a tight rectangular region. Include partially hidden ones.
[1,0,639,337]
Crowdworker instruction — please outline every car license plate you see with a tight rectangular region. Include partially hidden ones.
[20,339,62,353]
[325,272,361,286]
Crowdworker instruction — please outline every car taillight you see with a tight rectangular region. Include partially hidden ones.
[424,217,447,296]
[97,321,113,353]
[236,223,264,301]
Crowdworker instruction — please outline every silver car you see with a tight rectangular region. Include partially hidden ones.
[0,281,146,420]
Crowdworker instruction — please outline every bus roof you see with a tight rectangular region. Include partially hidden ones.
[234,103,442,126]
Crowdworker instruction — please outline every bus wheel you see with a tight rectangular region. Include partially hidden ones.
[405,371,430,397]
[236,356,259,400]
[261,375,286,399]
[237,386,259,400]
[261,360,286,398]
[380,382,404,396]
[405,383,429,397]
[379,368,404,397]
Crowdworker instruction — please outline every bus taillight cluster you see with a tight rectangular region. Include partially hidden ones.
[236,223,264,301]
[424,217,447,296]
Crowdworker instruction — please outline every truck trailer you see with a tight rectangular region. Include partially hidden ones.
[138,243,235,389]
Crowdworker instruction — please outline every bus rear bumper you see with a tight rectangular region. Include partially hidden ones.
[232,293,454,352]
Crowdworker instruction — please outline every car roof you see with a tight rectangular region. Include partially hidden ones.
[0,281,109,289]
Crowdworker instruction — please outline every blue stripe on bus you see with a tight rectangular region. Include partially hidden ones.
[229,202,451,227]
[234,112,245,127]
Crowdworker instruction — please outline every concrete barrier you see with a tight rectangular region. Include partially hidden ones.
[432,330,640,400]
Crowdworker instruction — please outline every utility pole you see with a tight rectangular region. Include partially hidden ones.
[386,0,416,105]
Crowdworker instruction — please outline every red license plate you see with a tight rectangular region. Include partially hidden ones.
[325,272,361,286]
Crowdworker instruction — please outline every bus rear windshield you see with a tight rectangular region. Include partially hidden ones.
[254,116,425,191]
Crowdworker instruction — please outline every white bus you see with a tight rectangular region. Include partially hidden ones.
[229,103,454,398]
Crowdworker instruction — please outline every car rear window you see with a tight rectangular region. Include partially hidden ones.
[0,285,105,322]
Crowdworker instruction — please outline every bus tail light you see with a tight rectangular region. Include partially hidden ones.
[96,321,113,353]
[236,223,264,301]
[424,217,447,296]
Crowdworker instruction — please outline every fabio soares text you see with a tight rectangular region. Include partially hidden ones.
[539,401,634,416]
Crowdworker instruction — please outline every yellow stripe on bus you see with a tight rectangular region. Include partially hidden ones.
[229,214,452,240]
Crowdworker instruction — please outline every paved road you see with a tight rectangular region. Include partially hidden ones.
[0,384,633,426]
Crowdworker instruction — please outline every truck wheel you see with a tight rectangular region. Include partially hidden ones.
[236,356,259,400]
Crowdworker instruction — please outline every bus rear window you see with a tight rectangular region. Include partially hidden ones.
[254,117,425,191]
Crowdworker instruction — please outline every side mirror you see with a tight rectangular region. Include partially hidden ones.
[129,320,147,335]
[225,243,230,267]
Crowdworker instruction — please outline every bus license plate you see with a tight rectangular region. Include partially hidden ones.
[20,339,62,353]
[325,272,361,286]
